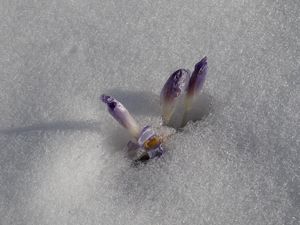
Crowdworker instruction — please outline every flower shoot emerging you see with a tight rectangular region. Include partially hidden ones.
[186,56,208,106]
[100,56,208,161]
[160,69,190,124]
[181,56,208,126]
[101,94,140,139]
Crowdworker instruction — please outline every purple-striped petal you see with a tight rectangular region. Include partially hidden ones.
[138,126,154,146]
[101,94,140,138]
[160,69,190,123]
[137,126,161,149]
[187,56,208,98]
[137,125,164,160]
[125,126,163,161]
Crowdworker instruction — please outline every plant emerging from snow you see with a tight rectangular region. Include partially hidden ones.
[101,56,208,161]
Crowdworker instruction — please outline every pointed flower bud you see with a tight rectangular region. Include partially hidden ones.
[179,57,208,126]
[160,69,191,124]
[187,56,208,98]
[101,94,140,138]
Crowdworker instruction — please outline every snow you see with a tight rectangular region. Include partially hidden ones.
[0,0,299,224]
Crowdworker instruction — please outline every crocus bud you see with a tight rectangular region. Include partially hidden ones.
[101,94,140,139]
[160,69,190,124]
[187,56,208,98]
[179,57,208,126]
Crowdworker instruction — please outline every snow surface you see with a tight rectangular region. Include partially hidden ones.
[0,0,299,224]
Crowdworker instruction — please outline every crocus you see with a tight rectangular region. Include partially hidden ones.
[160,69,191,124]
[126,126,165,161]
[137,126,164,160]
[101,57,208,161]
[101,95,166,161]
[185,56,208,110]
[101,94,140,139]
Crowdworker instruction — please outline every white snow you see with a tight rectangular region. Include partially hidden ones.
[0,0,299,224]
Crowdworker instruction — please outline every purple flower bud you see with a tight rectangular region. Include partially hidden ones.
[101,94,140,138]
[160,69,190,123]
[187,56,208,97]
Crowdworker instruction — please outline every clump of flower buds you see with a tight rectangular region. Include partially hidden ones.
[101,57,208,161]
